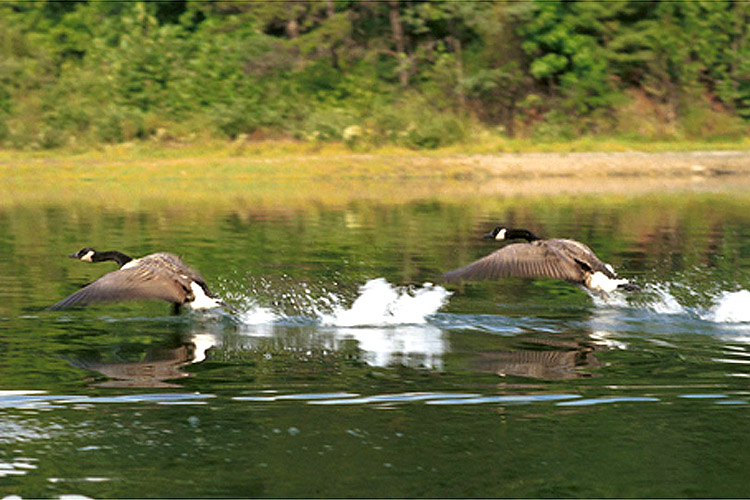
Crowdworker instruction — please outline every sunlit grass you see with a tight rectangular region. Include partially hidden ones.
[2,139,749,211]
[3,134,750,160]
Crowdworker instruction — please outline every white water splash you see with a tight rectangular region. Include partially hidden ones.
[227,277,450,328]
[702,290,750,323]
[224,278,450,369]
[616,282,750,324]
[590,289,629,308]
[320,278,451,327]
[594,281,688,314]
[218,287,279,325]
[239,305,278,325]
[644,284,686,315]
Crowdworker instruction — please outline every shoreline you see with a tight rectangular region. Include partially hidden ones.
[3,147,749,177]
[439,150,750,178]
[3,149,750,209]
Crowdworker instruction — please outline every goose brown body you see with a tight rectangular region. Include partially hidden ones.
[443,227,633,293]
[51,249,220,310]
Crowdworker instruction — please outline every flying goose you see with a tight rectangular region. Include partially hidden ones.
[51,248,224,313]
[443,226,637,293]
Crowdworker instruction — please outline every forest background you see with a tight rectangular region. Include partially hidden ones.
[1,0,749,152]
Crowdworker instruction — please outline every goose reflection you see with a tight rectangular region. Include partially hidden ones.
[470,335,602,379]
[233,321,618,378]
[457,307,627,380]
[70,332,216,388]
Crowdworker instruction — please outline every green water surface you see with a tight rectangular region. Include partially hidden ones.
[1,185,750,498]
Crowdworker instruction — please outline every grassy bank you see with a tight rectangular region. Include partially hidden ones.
[2,140,750,210]
[4,135,750,160]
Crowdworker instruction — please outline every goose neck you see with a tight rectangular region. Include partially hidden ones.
[508,229,540,242]
[95,251,133,267]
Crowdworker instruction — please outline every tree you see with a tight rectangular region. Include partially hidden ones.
[388,1,409,86]
[513,0,621,125]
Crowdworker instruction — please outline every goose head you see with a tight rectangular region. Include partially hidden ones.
[70,247,97,262]
[484,226,541,242]
[484,226,509,241]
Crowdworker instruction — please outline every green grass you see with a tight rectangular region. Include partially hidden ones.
[6,134,750,159]
[2,138,749,210]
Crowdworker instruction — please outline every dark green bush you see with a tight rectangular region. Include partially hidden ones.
[301,108,359,141]
[94,105,146,143]
[0,1,747,149]
[402,114,469,149]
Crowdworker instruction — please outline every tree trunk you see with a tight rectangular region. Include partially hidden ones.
[388,1,409,87]
[326,0,339,69]
[449,36,466,108]
[505,98,516,138]
[286,18,299,39]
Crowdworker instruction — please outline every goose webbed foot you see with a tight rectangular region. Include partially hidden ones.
[617,282,641,292]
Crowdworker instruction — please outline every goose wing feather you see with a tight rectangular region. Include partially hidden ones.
[50,263,191,310]
[443,241,587,284]
[546,239,615,277]
[140,253,204,279]
[139,252,211,291]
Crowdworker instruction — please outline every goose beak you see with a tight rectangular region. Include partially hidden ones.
[483,232,495,239]
[68,253,78,258]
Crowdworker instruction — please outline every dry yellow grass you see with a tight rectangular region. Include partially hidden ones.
[2,143,750,211]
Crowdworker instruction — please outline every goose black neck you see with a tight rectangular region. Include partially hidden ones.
[94,251,133,267]
[508,229,540,242]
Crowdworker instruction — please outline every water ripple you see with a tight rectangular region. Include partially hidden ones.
[678,394,728,399]
[0,457,38,478]
[425,394,581,405]
[557,396,660,406]
[233,392,359,402]
[1,390,746,411]
[308,392,482,405]
[0,391,213,409]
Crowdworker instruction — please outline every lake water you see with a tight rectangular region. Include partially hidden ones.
[2,179,750,497]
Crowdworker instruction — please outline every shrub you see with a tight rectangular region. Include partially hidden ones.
[365,94,471,149]
[301,107,358,141]
[93,105,146,143]
[402,114,469,149]
[208,97,288,139]
[681,100,748,140]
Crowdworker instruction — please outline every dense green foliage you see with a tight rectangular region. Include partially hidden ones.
[1,0,749,149]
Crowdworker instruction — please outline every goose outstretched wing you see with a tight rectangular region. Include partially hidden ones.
[443,242,586,284]
[50,265,191,309]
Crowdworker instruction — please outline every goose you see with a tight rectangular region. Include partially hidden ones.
[51,248,225,313]
[443,226,637,294]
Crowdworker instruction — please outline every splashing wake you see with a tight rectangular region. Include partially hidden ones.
[225,277,451,327]
[701,290,750,323]
[222,270,750,329]
[319,278,451,327]
[606,282,750,324]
